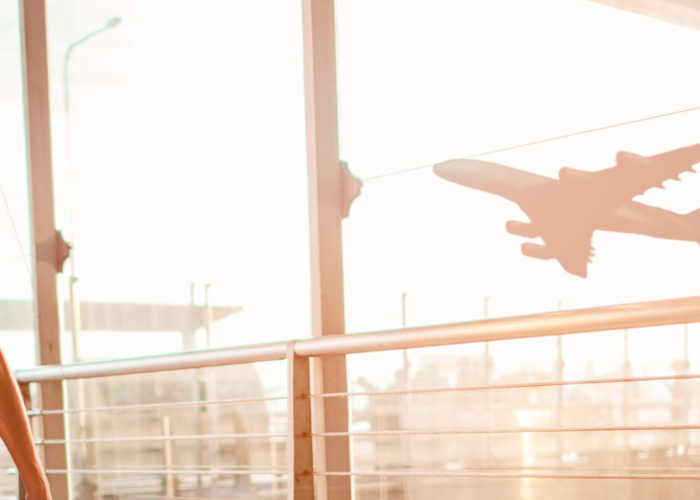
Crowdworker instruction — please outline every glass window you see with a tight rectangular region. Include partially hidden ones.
[62,360,287,498]
[0,0,36,370]
[338,4,700,496]
[45,0,310,361]
[337,0,700,334]
[346,322,700,499]
[0,2,36,496]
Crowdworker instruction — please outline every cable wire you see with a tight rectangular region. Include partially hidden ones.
[316,470,700,480]
[29,394,286,417]
[361,104,700,181]
[313,372,700,399]
[313,423,700,437]
[38,431,285,445]
[0,183,31,277]
[45,468,285,476]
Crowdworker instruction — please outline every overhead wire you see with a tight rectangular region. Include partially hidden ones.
[0,254,29,264]
[0,182,31,277]
[361,104,700,182]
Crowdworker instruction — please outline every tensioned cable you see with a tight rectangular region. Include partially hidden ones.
[312,372,700,399]
[316,470,700,480]
[119,496,281,500]
[0,183,31,277]
[459,401,693,410]
[361,104,700,182]
[313,423,700,437]
[115,496,278,500]
[44,468,286,476]
[37,431,286,445]
[0,254,29,264]
[28,394,286,417]
[118,496,229,500]
[329,465,700,473]
[123,496,251,500]
[113,463,278,471]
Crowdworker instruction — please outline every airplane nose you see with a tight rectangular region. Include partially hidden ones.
[433,159,516,194]
[433,159,470,181]
[432,161,450,179]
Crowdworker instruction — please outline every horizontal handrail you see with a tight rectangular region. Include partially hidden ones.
[293,295,700,357]
[16,295,700,383]
[16,341,289,382]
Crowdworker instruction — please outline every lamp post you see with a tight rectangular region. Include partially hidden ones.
[62,16,121,363]
[61,18,122,498]
[63,16,121,119]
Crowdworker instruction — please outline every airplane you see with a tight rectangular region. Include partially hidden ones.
[433,143,700,278]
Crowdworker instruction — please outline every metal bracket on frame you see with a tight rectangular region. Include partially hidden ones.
[340,160,362,219]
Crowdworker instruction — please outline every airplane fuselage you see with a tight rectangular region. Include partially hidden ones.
[434,159,700,245]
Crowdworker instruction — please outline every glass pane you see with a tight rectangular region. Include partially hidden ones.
[0,3,36,497]
[0,0,36,373]
[346,323,700,500]
[45,0,309,362]
[63,360,287,498]
[338,0,700,336]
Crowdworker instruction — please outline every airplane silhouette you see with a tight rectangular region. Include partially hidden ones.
[433,143,700,278]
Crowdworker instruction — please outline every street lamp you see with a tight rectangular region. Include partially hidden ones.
[62,16,121,362]
[63,17,121,120]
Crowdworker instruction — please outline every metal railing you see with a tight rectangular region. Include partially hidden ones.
[12,295,700,499]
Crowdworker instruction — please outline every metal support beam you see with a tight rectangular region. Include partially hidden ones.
[301,1,351,499]
[287,345,314,500]
[18,1,69,499]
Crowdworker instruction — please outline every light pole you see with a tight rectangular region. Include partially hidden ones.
[61,18,122,498]
[63,17,121,121]
[62,16,121,363]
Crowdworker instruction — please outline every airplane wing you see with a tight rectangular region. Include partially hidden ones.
[434,159,597,277]
[562,143,700,205]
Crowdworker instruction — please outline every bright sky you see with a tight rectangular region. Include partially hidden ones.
[0,0,699,388]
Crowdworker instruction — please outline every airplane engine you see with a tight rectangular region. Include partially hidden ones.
[506,220,538,238]
[521,242,552,260]
[558,167,591,181]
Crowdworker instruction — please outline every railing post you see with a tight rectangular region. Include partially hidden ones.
[18,1,69,499]
[161,415,176,497]
[287,344,314,500]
